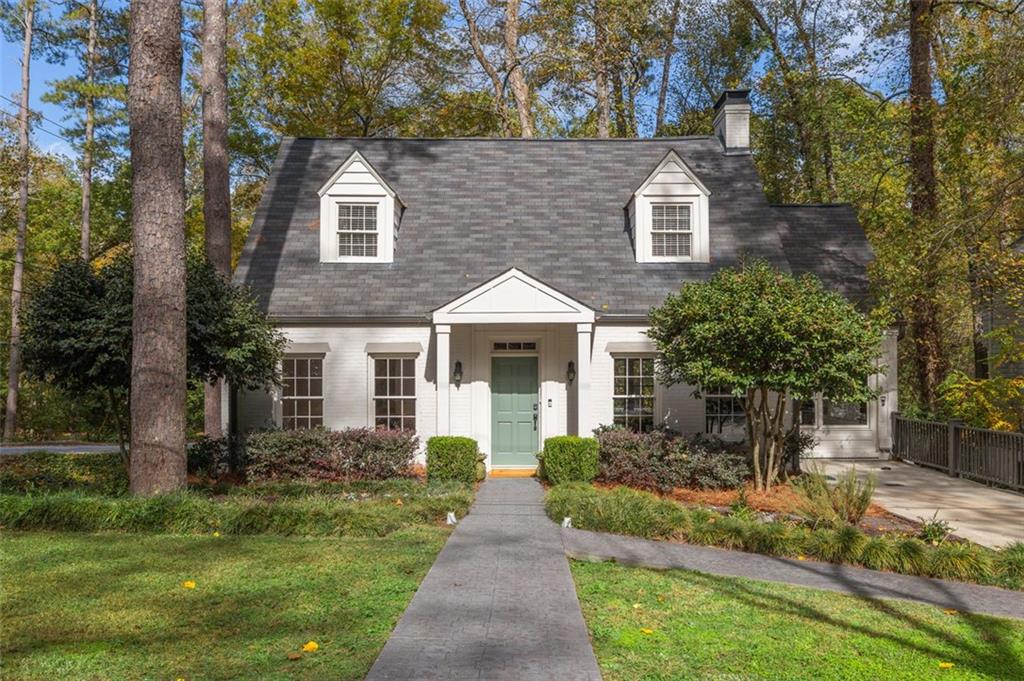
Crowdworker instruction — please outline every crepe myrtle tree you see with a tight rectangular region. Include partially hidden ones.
[21,252,286,475]
[647,260,883,490]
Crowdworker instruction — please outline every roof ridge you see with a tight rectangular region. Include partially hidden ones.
[771,202,854,208]
[283,135,718,143]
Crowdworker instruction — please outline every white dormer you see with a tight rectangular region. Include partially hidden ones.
[629,150,711,263]
[318,151,402,264]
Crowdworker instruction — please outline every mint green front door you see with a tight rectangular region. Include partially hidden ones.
[491,356,539,466]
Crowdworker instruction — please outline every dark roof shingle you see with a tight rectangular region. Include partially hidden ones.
[235,137,872,319]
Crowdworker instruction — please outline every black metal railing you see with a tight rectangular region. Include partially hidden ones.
[892,413,1024,492]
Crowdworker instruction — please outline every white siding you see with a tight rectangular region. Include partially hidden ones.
[590,324,703,434]
[234,322,893,462]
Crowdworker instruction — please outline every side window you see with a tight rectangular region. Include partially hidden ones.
[613,356,655,432]
[282,357,324,430]
[704,385,745,434]
[373,357,416,431]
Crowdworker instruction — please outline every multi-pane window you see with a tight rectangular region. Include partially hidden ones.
[799,395,868,427]
[613,357,655,432]
[651,204,692,258]
[492,341,537,351]
[823,399,868,426]
[282,357,324,430]
[373,357,416,431]
[337,203,378,258]
[704,385,745,434]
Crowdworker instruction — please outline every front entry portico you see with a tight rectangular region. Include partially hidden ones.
[432,268,596,470]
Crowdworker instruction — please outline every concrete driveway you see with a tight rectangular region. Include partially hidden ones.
[811,459,1024,549]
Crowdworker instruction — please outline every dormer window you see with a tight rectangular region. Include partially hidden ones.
[651,204,692,258]
[318,151,402,264]
[337,203,378,258]
[630,150,710,263]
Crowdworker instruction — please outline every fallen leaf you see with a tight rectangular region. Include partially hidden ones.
[395,499,403,506]
[212,531,220,537]
[938,662,954,669]
[796,555,807,561]
[181,580,196,589]
[632,603,641,609]
[943,609,958,615]
[287,653,302,661]
[302,641,319,653]
[640,628,654,635]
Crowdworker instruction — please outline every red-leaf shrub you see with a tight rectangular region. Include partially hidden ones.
[245,428,418,482]
[595,427,749,492]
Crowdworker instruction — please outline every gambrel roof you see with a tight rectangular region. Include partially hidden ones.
[235,137,874,320]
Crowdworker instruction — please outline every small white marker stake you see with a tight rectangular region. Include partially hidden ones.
[562,517,572,528]
[446,511,457,525]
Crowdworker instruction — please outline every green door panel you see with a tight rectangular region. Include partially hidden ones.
[491,356,539,466]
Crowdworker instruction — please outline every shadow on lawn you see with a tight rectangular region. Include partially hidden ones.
[2,530,445,678]
[670,568,1024,679]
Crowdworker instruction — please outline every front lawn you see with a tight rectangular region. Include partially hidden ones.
[572,560,1024,681]
[1,528,448,680]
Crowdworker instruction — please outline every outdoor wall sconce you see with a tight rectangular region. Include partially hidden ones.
[567,361,576,385]
[453,360,463,386]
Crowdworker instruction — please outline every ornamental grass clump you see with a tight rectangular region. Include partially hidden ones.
[793,468,876,528]
[744,521,805,557]
[995,542,1024,589]
[544,483,687,539]
[927,542,993,583]
[859,536,903,572]
[807,525,867,564]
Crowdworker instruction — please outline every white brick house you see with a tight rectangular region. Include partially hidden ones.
[231,90,897,469]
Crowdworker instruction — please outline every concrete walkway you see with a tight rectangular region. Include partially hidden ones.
[562,527,1024,620]
[813,459,1024,549]
[366,478,601,681]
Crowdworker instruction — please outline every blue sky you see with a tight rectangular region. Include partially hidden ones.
[2,33,79,158]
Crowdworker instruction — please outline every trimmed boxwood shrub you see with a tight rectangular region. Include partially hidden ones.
[427,436,479,484]
[540,436,599,484]
[245,428,417,482]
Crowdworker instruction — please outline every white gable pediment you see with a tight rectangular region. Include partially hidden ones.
[318,150,401,202]
[433,269,595,324]
[633,150,711,199]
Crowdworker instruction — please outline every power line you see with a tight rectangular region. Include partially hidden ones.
[0,93,73,134]
[0,108,72,144]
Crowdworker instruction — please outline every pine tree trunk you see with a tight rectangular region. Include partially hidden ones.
[503,0,533,137]
[654,0,680,136]
[128,0,187,494]
[80,0,98,260]
[908,0,946,410]
[5,0,35,442]
[202,0,231,438]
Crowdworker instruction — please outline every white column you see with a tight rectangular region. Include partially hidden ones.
[576,323,593,436]
[436,324,451,436]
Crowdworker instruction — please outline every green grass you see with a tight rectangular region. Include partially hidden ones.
[571,560,1024,680]
[1,528,449,680]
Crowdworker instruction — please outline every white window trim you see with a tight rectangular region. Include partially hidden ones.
[318,151,399,264]
[278,354,326,430]
[328,198,387,262]
[799,393,873,431]
[611,354,661,431]
[631,150,711,264]
[366,353,419,432]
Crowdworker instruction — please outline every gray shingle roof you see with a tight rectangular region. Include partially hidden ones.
[235,137,873,320]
